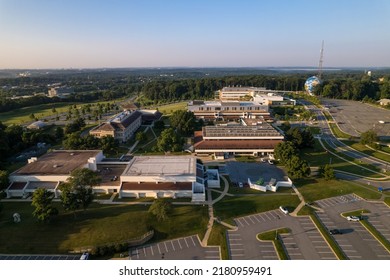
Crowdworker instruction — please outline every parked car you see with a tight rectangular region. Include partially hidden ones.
[238,182,243,188]
[347,216,361,221]
[80,252,89,260]
[268,160,274,165]
[279,206,289,214]
[329,229,342,235]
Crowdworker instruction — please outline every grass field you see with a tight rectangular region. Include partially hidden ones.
[213,194,300,222]
[208,223,229,260]
[329,123,353,139]
[295,178,382,203]
[0,202,208,254]
[342,140,390,163]
[0,103,72,125]
[148,102,188,115]
[301,140,382,178]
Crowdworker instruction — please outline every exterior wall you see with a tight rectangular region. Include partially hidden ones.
[9,174,69,183]
[119,189,193,199]
[206,170,220,188]
[120,175,196,183]
[90,130,115,138]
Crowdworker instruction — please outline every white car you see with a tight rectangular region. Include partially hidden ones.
[347,216,361,221]
[238,182,243,188]
[279,206,289,214]
[268,160,274,165]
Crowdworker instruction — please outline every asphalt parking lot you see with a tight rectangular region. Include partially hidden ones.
[129,235,220,260]
[226,162,288,185]
[322,98,390,138]
[315,195,390,260]
[226,209,336,260]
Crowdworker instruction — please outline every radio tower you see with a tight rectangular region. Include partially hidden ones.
[318,40,324,80]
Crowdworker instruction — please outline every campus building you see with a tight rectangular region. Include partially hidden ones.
[48,86,75,98]
[119,156,206,202]
[194,120,284,157]
[89,110,142,142]
[187,100,271,121]
[218,86,295,103]
[6,150,104,198]
[7,151,209,202]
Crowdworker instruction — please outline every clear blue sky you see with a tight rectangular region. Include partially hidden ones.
[0,0,389,68]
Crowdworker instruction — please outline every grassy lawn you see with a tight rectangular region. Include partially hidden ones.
[301,140,382,178]
[329,123,353,139]
[257,228,291,260]
[385,197,390,207]
[213,194,300,222]
[308,126,321,135]
[208,223,229,260]
[295,178,382,203]
[149,102,188,115]
[341,209,370,217]
[342,140,390,163]
[321,140,384,176]
[0,202,208,254]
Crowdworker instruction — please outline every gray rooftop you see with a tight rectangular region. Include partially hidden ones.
[122,156,196,177]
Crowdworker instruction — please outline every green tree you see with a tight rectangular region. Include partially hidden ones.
[55,126,64,140]
[31,188,58,222]
[148,198,172,221]
[99,135,118,155]
[59,182,80,216]
[136,131,147,143]
[0,170,9,190]
[322,164,335,180]
[286,156,311,179]
[360,129,378,145]
[153,120,165,130]
[68,168,101,211]
[29,113,36,120]
[156,128,183,153]
[169,110,195,136]
[274,142,298,164]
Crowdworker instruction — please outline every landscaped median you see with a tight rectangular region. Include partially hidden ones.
[309,213,347,260]
[341,210,390,253]
[257,228,291,260]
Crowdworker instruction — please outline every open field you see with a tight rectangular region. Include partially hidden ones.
[213,194,300,222]
[342,140,390,163]
[0,202,208,254]
[147,102,187,115]
[302,140,383,178]
[295,178,382,203]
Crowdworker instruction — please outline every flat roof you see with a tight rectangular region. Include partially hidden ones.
[97,164,127,186]
[13,150,101,176]
[122,156,196,177]
[121,182,192,191]
[203,125,283,138]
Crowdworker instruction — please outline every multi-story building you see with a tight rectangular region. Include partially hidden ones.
[194,120,284,157]
[187,100,270,121]
[89,110,142,142]
[218,86,295,102]
[48,86,75,98]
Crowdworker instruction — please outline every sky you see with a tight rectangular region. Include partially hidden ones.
[0,0,389,68]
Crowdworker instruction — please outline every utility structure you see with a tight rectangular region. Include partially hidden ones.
[318,40,324,80]
[304,40,325,95]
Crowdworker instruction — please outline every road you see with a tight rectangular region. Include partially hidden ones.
[299,99,390,174]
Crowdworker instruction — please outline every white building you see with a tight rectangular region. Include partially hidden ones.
[218,86,295,101]
[119,156,206,202]
[7,150,104,198]
[48,86,75,98]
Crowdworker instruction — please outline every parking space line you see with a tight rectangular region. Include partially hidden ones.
[269,211,277,219]
[257,214,266,221]
[247,216,256,224]
[184,238,189,248]
[143,247,147,256]
[164,242,168,252]
[236,219,244,227]
[253,215,261,223]
[150,246,154,256]
[190,236,196,246]
[177,239,182,250]
[135,249,139,259]
[242,218,250,225]
[264,212,272,220]
[170,241,175,251]
[157,244,161,254]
